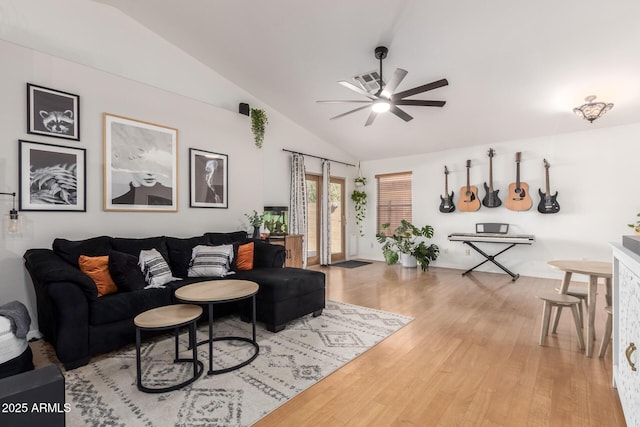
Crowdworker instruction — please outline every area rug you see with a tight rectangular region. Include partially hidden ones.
[331,260,373,269]
[34,301,412,427]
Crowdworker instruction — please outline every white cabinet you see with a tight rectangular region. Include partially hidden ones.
[612,243,640,427]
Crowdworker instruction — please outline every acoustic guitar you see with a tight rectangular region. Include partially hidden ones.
[439,166,455,213]
[482,148,501,208]
[458,160,480,212]
[537,159,560,214]
[505,151,532,211]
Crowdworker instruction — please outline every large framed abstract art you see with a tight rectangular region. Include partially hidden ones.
[103,113,178,212]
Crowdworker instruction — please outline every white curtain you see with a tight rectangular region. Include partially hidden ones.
[320,159,332,266]
[289,153,307,268]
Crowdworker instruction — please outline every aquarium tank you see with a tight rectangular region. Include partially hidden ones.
[263,206,289,235]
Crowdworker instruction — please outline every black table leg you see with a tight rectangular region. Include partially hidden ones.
[208,303,214,375]
[136,327,142,389]
[252,294,256,342]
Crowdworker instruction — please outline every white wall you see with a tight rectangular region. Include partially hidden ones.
[0,0,356,335]
[356,123,639,280]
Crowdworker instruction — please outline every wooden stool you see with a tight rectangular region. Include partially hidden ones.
[598,306,613,358]
[537,292,585,349]
[134,304,204,393]
[551,286,589,333]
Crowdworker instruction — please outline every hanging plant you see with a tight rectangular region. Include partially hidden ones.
[250,108,268,148]
[352,174,367,237]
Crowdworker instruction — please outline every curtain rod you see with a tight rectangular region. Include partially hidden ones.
[282,149,356,167]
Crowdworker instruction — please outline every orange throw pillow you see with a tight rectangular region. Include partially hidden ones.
[237,242,254,271]
[78,255,118,297]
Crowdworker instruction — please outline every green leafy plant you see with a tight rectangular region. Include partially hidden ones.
[245,210,265,227]
[250,108,268,148]
[354,176,367,186]
[628,212,640,233]
[351,190,367,236]
[375,220,439,271]
[352,175,367,236]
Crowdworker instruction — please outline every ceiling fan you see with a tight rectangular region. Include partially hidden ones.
[317,46,448,126]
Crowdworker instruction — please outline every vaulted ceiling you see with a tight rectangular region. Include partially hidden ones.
[96,0,640,160]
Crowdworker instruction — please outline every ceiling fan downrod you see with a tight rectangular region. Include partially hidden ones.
[374,46,388,96]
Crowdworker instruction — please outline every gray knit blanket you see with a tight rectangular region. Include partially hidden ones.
[0,301,31,339]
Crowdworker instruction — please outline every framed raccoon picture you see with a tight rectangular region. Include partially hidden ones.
[18,139,86,212]
[27,83,80,141]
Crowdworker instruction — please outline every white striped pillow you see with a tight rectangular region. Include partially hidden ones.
[139,248,181,288]
[187,244,234,278]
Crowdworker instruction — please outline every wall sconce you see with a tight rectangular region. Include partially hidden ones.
[0,192,20,236]
[573,95,614,123]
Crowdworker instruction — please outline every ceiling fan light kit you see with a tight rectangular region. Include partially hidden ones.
[573,95,614,123]
[317,46,448,126]
[372,100,391,113]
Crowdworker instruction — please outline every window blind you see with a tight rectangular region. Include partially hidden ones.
[376,171,412,233]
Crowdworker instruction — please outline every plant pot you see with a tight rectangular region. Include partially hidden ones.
[400,253,417,268]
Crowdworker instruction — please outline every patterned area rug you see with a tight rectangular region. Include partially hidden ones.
[34,301,412,427]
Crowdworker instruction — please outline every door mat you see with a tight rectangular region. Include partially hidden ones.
[331,260,373,268]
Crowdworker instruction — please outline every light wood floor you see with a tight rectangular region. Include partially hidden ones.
[254,262,626,427]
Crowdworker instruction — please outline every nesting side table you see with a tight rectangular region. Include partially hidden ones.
[134,304,204,393]
[175,279,260,375]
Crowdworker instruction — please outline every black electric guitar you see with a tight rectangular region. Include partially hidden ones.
[537,159,560,214]
[439,166,455,213]
[482,148,501,208]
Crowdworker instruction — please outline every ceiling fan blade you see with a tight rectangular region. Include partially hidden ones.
[391,78,449,101]
[380,68,408,98]
[316,100,372,104]
[330,104,371,120]
[390,105,413,122]
[338,80,378,100]
[364,111,378,127]
[395,99,446,107]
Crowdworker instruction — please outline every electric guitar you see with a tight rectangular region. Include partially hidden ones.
[482,148,501,208]
[505,151,532,211]
[439,166,455,213]
[458,160,480,212]
[537,159,560,214]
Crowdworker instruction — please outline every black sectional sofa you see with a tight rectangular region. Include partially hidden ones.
[23,231,326,370]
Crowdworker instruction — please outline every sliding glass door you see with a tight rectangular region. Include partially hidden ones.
[306,174,345,265]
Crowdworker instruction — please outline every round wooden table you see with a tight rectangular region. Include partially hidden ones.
[174,279,259,375]
[134,304,204,393]
[547,260,613,357]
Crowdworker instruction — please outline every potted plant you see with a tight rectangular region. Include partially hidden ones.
[245,210,265,239]
[250,108,268,148]
[351,176,367,237]
[628,213,640,234]
[375,220,439,271]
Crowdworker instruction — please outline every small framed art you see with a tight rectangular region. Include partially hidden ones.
[19,140,86,211]
[189,148,228,209]
[104,113,178,212]
[27,83,80,141]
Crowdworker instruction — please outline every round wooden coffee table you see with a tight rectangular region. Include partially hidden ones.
[174,279,259,375]
[134,304,204,393]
